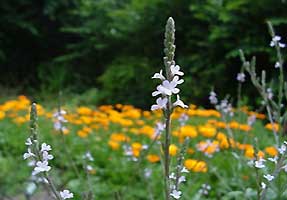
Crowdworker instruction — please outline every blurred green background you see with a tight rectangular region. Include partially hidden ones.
[1,0,287,108]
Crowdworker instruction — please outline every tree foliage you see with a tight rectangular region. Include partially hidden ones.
[1,0,287,107]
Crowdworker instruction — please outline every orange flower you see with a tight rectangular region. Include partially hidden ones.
[108,140,120,150]
[184,159,208,173]
[265,123,279,132]
[244,147,255,159]
[147,154,160,163]
[265,146,278,157]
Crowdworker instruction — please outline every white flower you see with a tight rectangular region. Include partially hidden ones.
[270,36,285,47]
[236,72,245,82]
[60,190,74,199]
[151,97,168,111]
[42,151,54,161]
[152,70,166,80]
[23,148,35,160]
[181,167,189,173]
[275,61,280,68]
[255,158,266,169]
[267,156,278,164]
[25,138,33,146]
[178,176,186,183]
[169,172,176,180]
[178,114,188,125]
[83,151,94,161]
[263,174,274,182]
[279,42,286,48]
[278,144,286,155]
[267,88,273,100]
[281,165,287,172]
[53,110,67,118]
[53,121,62,131]
[41,143,51,152]
[86,165,93,171]
[33,161,51,175]
[209,91,218,105]
[247,115,256,126]
[144,168,152,178]
[261,182,266,189]
[171,65,184,76]
[170,190,182,199]
[173,95,188,108]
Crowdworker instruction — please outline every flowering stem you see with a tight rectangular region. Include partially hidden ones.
[164,101,172,200]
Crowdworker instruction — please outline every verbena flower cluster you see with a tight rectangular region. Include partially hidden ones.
[23,103,73,200]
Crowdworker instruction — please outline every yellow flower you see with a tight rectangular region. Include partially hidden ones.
[77,130,88,138]
[169,144,178,156]
[110,133,130,142]
[244,147,255,159]
[184,159,208,172]
[77,107,93,115]
[178,125,198,138]
[0,111,5,120]
[198,125,216,137]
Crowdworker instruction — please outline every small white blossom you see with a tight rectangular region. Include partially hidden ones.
[275,61,280,68]
[173,95,188,108]
[86,165,93,171]
[255,158,266,169]
[261,182,266,189]
[33,161,51,175]
[23,148,35,160]
[170,190,182,199]
[278,144,286,155]
[209,91,218,105]
[42,151,54,161]
[83,151,94,161]
[178,114,189,126]
[41,143,51,152]
[152,70,166,81]
[247,115,256,126]
[281,165,287,172]
[170,65,184,76]
[60,190,74,199]
[151,97,168,111]
[25,138,33,146]
[199,184,211,195]
[178,176,186,183]
[154,122,165,137]
[263,174,274,182]
[267,156,278,164]
[267,88,273,100]
[270,36,285,48]
[181,167,189,173]
[169,172,176,180]
[144,168,152,178]
[236,72,245,82]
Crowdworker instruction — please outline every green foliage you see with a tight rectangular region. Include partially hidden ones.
[98,57,155,107]
[1,0,287,107]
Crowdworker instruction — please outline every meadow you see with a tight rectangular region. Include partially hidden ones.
[0,94,284,199]
[1,5,287,199]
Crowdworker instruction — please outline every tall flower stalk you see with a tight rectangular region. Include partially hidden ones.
[23,103,73,200]
[151,17,187,200]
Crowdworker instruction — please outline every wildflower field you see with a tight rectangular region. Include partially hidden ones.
[0,93,285,199]
[1,1,287,199]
